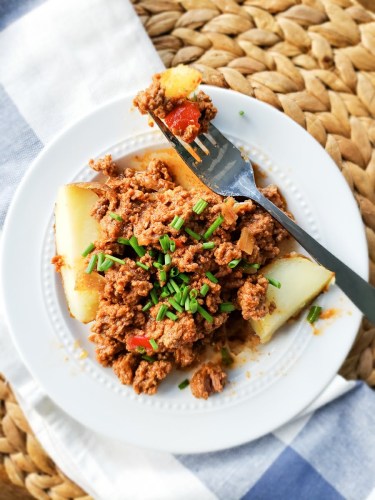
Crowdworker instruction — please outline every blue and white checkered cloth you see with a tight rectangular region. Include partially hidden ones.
[1,1,375,498]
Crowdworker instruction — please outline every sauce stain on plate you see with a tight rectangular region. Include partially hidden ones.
[312,308,340,335]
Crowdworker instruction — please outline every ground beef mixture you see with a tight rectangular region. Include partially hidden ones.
[133,73,217,143]
[190,363,227,400]
[85,155,289,398]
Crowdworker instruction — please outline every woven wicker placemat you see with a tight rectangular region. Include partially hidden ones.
[1,0,375,497]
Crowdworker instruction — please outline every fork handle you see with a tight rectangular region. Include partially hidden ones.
[253,192,375,323]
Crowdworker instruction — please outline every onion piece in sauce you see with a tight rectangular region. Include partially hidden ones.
[238,227,255,255]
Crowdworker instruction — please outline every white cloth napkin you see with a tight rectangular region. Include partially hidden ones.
[0,1,357,498]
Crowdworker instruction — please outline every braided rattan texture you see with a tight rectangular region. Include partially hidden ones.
[0,376,92,499]
[1,0,375,497]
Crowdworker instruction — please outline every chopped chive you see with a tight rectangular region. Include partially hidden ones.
[153,262,163,270]
[117,237,130,245]
[170,216,184,230]
[159,235,170,253]
[193,198,208,215]
[170,267,179,277]
[82,242,95,257]
[203,214,224,240]
[97,252,104,271]
[160,287,170,298]
[178,379,189,390]
[189,298,198,313]
[136,346,146,354]
[164,254,172,266]
[185,296,190,311]
[221,347,233,366]
[307,305,322,324]
[205,271,218,284]
[85,254,98,274]
[178,273,190,284]
[170,279,180,294]
[228,259,241,269]
[104,254,126,265]
[243,262,260,270]
[168,298,183,313]
[99,258,113,272]
[239,110,245,116]
[166,311,178,321]
[153,282,160,290]
[174,291,182,303]
[170,240,176,252]
[149,339,158,351]
[142,301,153,312]
[129,235,146,257]
[185,227,202,240]
[150,289,159,305]
[181,286,189,305]
[202,242,215,250]
[174,218,184,230]
[197,305,213,323]
[220,302,236,312]
[160,270,167,282]
[149,249,158,257]
[267,276,281,288]
[200,283,210,297]
[156,305,168,321]
[189,289,198,299]
[109,212,123,222]
[142,355,155,363]
[167,282,175,294]
[136,261,149,271]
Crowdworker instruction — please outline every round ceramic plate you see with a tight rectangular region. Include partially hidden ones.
[0,87,367,453]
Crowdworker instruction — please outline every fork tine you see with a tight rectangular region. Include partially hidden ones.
[187,142,204,159]
[196,133,217,153]
[207,123,230,146]
[148,112,199,168]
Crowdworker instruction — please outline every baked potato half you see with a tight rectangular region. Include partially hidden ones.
[250,255,334,343]
[54,184,104,323]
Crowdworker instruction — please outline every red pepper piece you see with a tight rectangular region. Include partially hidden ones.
[164,101,200,139]
[128,335,152,351]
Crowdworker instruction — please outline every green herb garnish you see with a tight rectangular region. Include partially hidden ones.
[205,271,218,284]
[307,305,322,324]
[178,379,189,390]
[85,254,98,274]
[267,276,281,288]
[82,242,95,257]
[192,199,208,215]
[109,212,123,222]
[203,214,224,240]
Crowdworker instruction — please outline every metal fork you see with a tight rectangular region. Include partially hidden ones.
[150,112,375,323]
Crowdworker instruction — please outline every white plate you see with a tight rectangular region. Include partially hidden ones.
[0,87,367,454]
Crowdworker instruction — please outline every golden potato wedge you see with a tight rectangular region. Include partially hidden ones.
[250,255,334,343]
[55,184,103,323]
[160,65,202,99]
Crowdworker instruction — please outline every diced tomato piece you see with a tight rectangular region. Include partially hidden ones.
[165,101,201,136]
[128,335,152,351]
